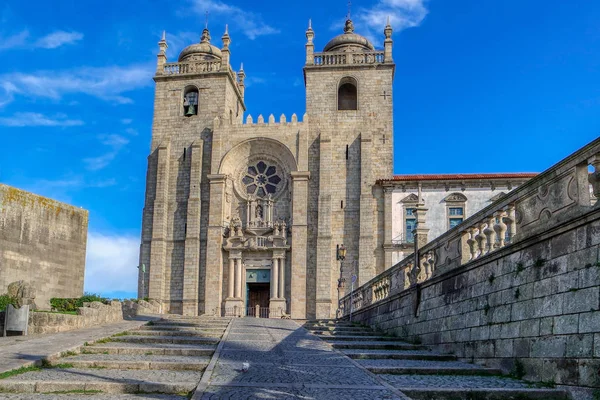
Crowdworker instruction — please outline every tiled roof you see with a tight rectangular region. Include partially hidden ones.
[378,173,537,183]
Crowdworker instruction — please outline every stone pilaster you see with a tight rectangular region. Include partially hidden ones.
[205,174,227,316]
[383,186,394,268]
[290,171,310,319]
[148,140,170,311]
[315,134,333,319]
[182,141,203,316]
[359,132,375,286]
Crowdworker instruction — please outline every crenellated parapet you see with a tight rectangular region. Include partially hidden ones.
[213,113,308,129]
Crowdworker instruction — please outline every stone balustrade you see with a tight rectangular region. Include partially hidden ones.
[341,137,600,317]
[313,51,386,66]
[163,61,222,75]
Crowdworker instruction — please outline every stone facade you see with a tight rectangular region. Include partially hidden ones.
[340,138,600,388]
[139,20,394,319]
[0,184,88,309]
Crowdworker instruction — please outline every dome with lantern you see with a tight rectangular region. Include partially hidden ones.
[178,28,222,62]
[323,19,375,52]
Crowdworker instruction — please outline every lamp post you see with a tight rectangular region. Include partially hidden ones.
[336,244,346,319]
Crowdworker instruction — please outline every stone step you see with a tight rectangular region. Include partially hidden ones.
[53,354,211,370]
[380,374,569,399]
[319,335,402,341]
[400,388,569,400]
[357,359,499,374]
[111,335,220,345]
[0,368,202,394]
[309,329,378,336]
[332,341,428,350]
[0,395,187,400]
[342,349,456,361]
[126,329,222,338]
[84,342,215,356]
[138,325,225,332]
[152,320,229,327]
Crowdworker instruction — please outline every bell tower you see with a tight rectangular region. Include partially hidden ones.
[139,27,246,316]
[304,18,395,318]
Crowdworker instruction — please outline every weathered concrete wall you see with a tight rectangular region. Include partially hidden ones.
[0,184,88,309]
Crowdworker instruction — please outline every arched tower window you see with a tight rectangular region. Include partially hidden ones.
[183,86,199,116]
[338,77,358,110]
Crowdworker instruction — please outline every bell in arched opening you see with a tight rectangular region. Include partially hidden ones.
[183,88,199,116]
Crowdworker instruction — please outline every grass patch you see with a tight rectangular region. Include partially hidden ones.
[510,359,526,379]
[515,262,525,274]
[0,366,41,379]
[60,350,78,357]
[35,310,78,316]
[94,338,112,344]
[41,360,74,369]
[488,273,495,284]
[536,380,556,388]
[534,258,546,268]
[483,304,491,315]
[514,288,521,299]
[147,321,155,326]
[112,331,129,337]
[43,390,102,394]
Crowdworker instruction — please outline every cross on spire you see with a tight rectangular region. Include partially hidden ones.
[347,0,352,19]
[205,11,209,29]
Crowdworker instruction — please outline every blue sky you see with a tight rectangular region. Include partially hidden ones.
[1,0,599,299]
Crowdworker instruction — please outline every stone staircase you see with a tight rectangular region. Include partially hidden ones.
[0,316,230,399]
[305,320,571,400]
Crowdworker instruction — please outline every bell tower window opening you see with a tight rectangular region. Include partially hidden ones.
[338,77,358,110]
[183,87,199,117]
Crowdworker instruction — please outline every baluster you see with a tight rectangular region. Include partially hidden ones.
[494,210,507,248]
[475,222,487,257]
[467,227,478,260]
[505,204,516,243]
[484,215,496,253]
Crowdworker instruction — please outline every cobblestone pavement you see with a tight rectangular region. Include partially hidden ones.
[196,318,406,400]
[0,316,230,398]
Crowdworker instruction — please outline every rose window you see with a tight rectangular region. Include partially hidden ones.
[242,161,282,198]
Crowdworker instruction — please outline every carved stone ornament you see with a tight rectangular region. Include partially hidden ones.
[444,192,468,202]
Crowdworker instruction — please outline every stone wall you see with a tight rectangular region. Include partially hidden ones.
[0,184,88,309]
[27,301,123,335]
[341,138,600,388]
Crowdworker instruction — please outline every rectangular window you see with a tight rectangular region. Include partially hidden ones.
[449,218,463,228]
[449,207,463,216]
[406,218,416,243]
[406,208,414,216]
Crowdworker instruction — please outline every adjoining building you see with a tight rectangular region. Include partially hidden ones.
[378,173,536,267]
[0,184,89,309]
[139,18,536,319]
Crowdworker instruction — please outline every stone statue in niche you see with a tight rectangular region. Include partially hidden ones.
[256,205,263,220]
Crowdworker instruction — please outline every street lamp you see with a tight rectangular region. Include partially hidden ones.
[336,244,346,318]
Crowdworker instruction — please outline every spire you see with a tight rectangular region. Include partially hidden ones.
[305,19,315,65]
[156,30,168,75]
[161,30,166,41]
[221,24,231,48]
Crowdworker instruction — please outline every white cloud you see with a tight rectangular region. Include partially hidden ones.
[84,232,140,296]
[83,134,130,171]
[0,112,84,127]
[0,30,29,50]
[35,30,83,49]
[352,0,429,45]
[244,76,266,87]
[120,118,133,125]
[0,64,153,107]
[165,31,199,59]
[188,0,279,40]
[0,29,83,51]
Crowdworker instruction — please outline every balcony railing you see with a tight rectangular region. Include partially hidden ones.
[312,51,386,67]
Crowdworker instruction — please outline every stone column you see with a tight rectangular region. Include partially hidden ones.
[278,256,285,299]
[270,250,287,317]
[235,258,243,299]
[290,171,310,319]
[271,257,279,299]
[228,257,235,299]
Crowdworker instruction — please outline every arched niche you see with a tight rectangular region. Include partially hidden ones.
[338,77,358,110]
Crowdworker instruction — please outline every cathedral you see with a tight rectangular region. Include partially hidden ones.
[138,17,531,319]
